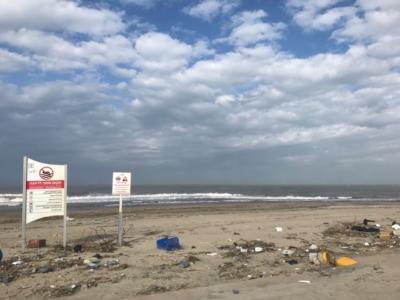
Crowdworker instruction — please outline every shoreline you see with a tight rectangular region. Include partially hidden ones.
[1,201,399,223]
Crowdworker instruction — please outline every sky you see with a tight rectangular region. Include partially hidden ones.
[1,0,400,185]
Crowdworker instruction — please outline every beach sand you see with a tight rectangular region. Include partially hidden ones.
[1,202,400,299]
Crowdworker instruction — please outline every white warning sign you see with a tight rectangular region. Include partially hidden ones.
[112,172,131,196]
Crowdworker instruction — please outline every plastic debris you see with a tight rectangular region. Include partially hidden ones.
[207,253,217,256]
[275,227,283,232]
[105,259,119,266]
[363,219,375,225]
[0,249,2,261]
[282,249,294,255]
[254,247,263,252]
[286,259,298,265]
[309,244,318,250]
[352,226,380,233]
[299,280,311,284]
[12,260,23,265]
[73,244,83,253]
[336,257,357,267]
[179,262,190,268]
[233,289,239,294]
[88,262,100,268]
[38,267,54,273]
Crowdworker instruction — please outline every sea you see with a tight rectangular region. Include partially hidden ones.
[1,185,400,212]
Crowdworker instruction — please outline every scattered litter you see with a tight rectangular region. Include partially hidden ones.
[179,262,190,268]
[92,254,102,259]
[379,232,391,240]
[392,223,400,230]
[309,244,318,250]
[38,267,54,273]
[376,224,381,227]
[73,245,83,253]
[299,280,310,283]
[207,253,217,256]
[336,257,357,267]
[286,259,298,265]
[364,242,369,246]
[88,262,100,268]
[275,227,283,232]
[0,249,2,261]
[12,260,23,265]
[157,237,181,251]
[352,226,380,233]
[254,247,263,252]
[105,259,119,266]
[282,249,294,256]
[233,232,240,235]
[363,219,375,225]
[233,289,239,294]
[27,239,46,248]
[66,216,74,221]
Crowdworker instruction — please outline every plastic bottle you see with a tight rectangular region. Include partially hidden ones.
[105,259,119,266]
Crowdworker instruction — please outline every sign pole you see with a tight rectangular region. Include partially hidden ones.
[22,156,27,253]
[63,165,68,248]
[118,194,122,246]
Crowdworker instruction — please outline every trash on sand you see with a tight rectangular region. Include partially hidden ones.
[392,224,400,230]
[351,226,380,233]
[88,262,100,268]
[92,254,102,259]
[309,244,318,250]
[73,245,83,253]
[282,249,294,256]
[83,259,91,264]
[309,253,323,262]
[240,247,248,253]
[105,259,119,266]
[233,289,240,294]
[323,222,329,226]
[286,259,298,265]
[275,227,283,232]
[379,232,391,240]
[67,257,81,265]
[12,260,23,265]
[392,230,400,236]
[363,219,375,225]
[364,242,369,246]
[38,267,54,273]
[0,249,2,261]
[179,262,190,268]
[375,224,381,227]
[233,232,240,235]
[299,280,310,284]
[254,247,263,252]
[341,245,350,249]
[157,237,181,251]
[336,257,357,267]
[27,239,46,248]
[66,216,74,221]
[89,257,99,263]
[0,276,12,283]
[207,253,217,256]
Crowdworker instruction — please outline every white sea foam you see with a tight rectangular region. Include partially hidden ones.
[0,192,382,206]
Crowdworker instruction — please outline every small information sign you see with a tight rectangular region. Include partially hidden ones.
[112,172,131,196]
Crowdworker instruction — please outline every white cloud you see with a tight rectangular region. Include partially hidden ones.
[122,0,159,9]
[184,0,240,21]
[216,10,286,46]
[134,32,193,73]
[0,48,32,72]
[0,0,125,36]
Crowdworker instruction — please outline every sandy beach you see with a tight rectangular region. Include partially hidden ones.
[1,202,400,299]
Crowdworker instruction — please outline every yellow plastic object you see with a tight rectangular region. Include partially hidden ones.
[336,257,357,267]
[322,252,335,264]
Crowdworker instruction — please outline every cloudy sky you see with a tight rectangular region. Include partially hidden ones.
[1,0,400,185]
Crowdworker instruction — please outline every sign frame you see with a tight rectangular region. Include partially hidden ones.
[112,172,131,246]
[22,157,68,252]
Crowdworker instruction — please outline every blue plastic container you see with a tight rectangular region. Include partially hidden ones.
[0,249,2,261]
[157,237,181,251]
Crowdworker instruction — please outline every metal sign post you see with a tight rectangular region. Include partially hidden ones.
[112,172,131,246]
[21,157,67,252]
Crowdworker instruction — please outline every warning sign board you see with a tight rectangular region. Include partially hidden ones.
[112,172,131,196]
[24,158,67,224]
